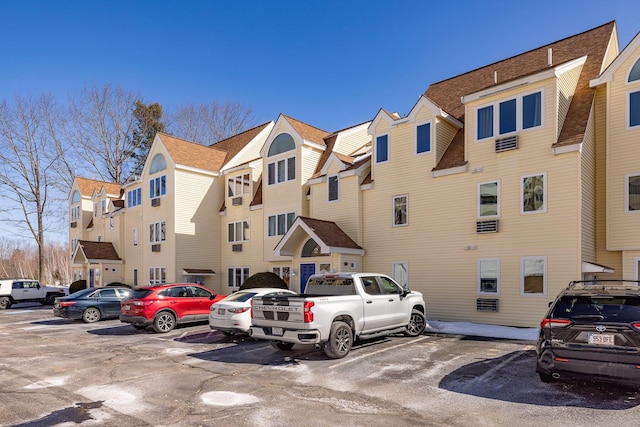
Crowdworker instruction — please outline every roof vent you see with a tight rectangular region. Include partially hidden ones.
[548,48,553,67]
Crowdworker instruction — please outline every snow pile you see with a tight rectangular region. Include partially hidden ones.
[426,320,539,341]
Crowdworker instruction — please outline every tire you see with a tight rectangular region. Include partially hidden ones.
[44,294,57,305]
[539,372,557,383]
[323,321,353,359]
[270,340,295,351]
[133,324,148,330]
[404,309,426,337]
[223,331,236,337]
[153,311,176,333]
[0,297,11,310]
[82,307,101,323]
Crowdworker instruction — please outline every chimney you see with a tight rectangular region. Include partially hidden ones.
[548,48,553,67]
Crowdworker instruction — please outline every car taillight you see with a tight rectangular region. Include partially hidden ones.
[59,301,77,307]
[631,322,640,331]
[250,300,253,318]
[303,301,314,323]
[228,307,250,313]
[133,300,154,307]
[540,318,572,328]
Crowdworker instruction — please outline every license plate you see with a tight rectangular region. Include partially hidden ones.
[123,305,130,311]
[218,308,225,315]
[272,327,283,336]
[589,333,615,345]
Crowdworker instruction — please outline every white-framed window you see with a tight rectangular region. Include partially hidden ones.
[101,199,108,215]
[629,90,640,129]
[267,157,296,185]
[328,175,339,202]
[416,122,431,154]
[150,175,166,198]
[93,202,98,217]
[228,267,250,288]
[268,212,295,236]
[626,173,640,213]
[521,173,546,213]
[228,173,251,197]
[228,220,250,243]
[71,238,79,256]
[109,216,114,229]
[477,90,543,140]
[149,267,166,285]
[149,220,166,243]
[479,181,499,217]
[375,134,389,163]
[70,205,80,222]
[392,261,409,289]
[133,227,139,246]
[393,195,408,226]
[127,188,142,208]
[521,256,546,296]
[272,266,291,288]
[478,258,500,294]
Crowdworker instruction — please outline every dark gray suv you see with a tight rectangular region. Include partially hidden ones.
[536,280,640,385]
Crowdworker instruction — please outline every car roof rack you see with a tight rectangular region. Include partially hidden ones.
[567,279,640,292]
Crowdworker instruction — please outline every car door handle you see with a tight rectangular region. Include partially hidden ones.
[366,300,373,304]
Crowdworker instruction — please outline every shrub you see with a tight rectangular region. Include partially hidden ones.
[69,279,87,294]
[239,272,288,290]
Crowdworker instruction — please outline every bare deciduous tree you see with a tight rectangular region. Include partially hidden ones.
[0,94,61,281]
[65,84,141,184]
[169,100,258,145]
[0,237,70,283]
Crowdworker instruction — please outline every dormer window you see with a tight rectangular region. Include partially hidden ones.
[228,173,251,197]
[477,91,542,140]
[268,133,295,156]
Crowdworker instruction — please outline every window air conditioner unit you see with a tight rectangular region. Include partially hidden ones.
[151,244,161,252]
[232,196,243,206]
[476,219,499,233]
[70,221,77,228]
[495,135,518,152]
[232,244,243,252]
[476,298,499,312]
[151,198,161,207]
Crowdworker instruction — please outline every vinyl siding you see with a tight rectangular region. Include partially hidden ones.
[581,109,596,263]
[557,64,583,139]
[174,169,221,289]
[606,46,640,254]
[333,123,370,156]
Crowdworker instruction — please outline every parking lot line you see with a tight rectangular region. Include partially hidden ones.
[329,336,431,369]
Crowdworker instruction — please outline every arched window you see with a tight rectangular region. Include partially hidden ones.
[149,154,167,174]
[268,133,295,157]
[71,190,81,204]
[301,238,329,257]
[629,58,640,83]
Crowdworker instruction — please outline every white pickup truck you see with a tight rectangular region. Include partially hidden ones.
[249,272,426,358]
[0,279,69,309]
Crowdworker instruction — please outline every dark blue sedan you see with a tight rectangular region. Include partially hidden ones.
[53,287,132,323]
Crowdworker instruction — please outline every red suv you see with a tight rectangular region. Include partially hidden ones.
[120,283,224,333]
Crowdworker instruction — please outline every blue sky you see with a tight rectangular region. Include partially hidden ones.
[1,1,640,243]
[2,0,639,133]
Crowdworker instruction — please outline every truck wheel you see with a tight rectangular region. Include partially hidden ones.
[270,340,294,351]
[404,309,426,337]
[323,321,352,359]
[0,297,11,310]
[82,307,101,323]
[44,294,57,305]
[153,311,176,333]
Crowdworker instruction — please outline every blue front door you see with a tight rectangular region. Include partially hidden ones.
[300,263,316,293]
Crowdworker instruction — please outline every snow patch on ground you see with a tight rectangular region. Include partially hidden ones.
[200,391,261,406]
[426,320,539,341]
[24,376,69,389]
[163,348,192,356]
[78,384,147,414]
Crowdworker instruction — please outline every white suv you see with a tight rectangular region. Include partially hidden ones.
[0,279,68,309]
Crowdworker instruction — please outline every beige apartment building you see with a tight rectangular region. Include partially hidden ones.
[69,21,640,327]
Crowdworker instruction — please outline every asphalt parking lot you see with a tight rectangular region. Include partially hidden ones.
[1,304,639,427]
